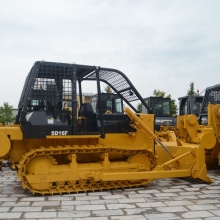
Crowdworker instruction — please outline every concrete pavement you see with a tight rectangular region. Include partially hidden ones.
[1,167,220,219]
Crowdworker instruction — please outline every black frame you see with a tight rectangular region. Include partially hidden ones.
[16,61,151,138]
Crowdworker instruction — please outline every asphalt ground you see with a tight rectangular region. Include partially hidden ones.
[1,167,220,220]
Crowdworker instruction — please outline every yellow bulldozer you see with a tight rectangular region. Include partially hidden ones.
[0,61,211,195]
[157,84,220,168]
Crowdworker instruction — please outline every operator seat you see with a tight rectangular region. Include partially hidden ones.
[78,103,98,132]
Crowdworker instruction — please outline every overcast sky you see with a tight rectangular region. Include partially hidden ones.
[0,0,220,109]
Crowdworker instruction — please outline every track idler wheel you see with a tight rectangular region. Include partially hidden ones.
[127,153,156,185]
[26,156,56,191]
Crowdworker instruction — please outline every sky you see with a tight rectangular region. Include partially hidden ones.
[0,0,220,109]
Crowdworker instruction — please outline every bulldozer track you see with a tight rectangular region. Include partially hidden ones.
[17,144,156,195]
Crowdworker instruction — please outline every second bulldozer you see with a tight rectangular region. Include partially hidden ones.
[158,84,220,168]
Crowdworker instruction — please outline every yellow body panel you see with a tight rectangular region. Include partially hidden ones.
[0,126,23,140]
[0,132,11,157]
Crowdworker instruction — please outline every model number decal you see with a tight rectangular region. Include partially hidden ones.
[51,131,68,136]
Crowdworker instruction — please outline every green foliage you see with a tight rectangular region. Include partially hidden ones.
[104,85,112,93]
[153,89,166,97]
[187,82,195,96]
[137,103,142,112]
[170,99,177,115]
[0,102,15,125]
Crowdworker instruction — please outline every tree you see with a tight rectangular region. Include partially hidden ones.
[0,102,15,125]
[187,82,195,96]
[170,99,177,115]
[153,89,166,97]
[104,85,112,93]
[137,103,142,112]
[153,89,177,115]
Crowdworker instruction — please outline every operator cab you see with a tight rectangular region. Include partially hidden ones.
[78,93,131,134]
[91,93,123,114]
[16,61,148,138]
[142,97,176,130]
[142,96,176,130]
[178,95,204,116]
[199,84,220,124]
